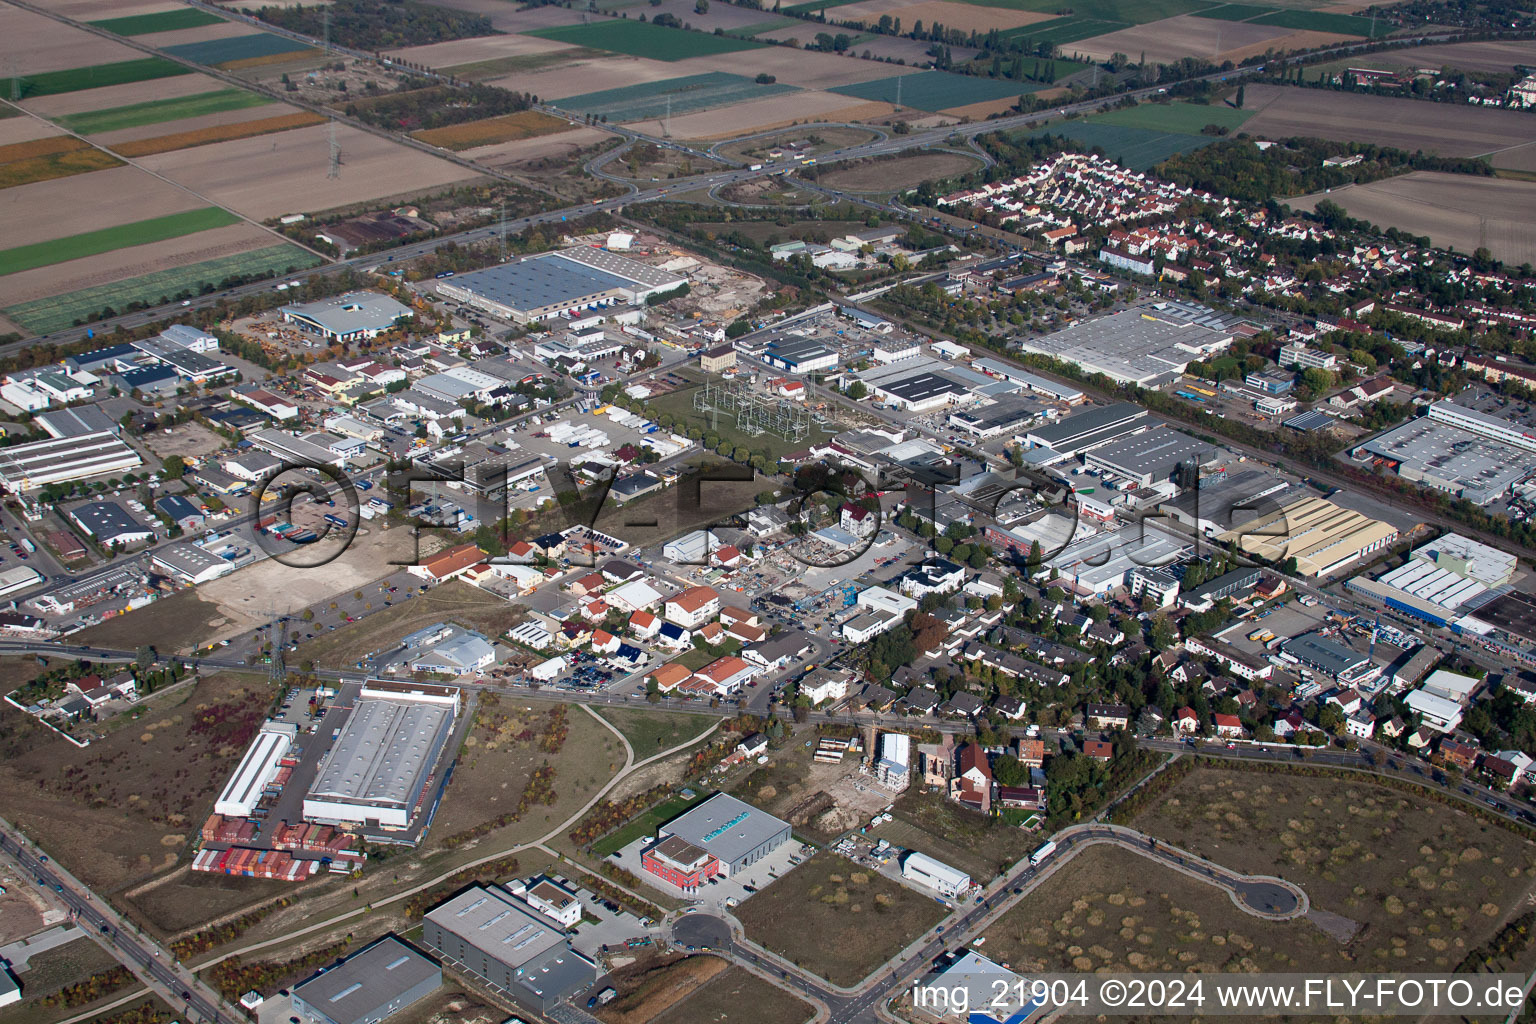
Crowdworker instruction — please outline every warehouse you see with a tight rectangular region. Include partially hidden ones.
[871,371,971,411]
[280,291,413,342]
[1015,309,1232,387]
[303,683,460,830]
[1083,426,1216,487]
[762,336,838,373]
[947,397,1046,438]
[1219,495,1399,577]
[1042,522,1191,595]
[1353,416,1536,506]
[1160,469,1297,537]
[34,405,118,439]
[655,792,791,876]
[0,431,142,490]
[152,544,236,585]
[1024,403,1148,459]
[422,886,597,1016]
[0,566,42,598]
[250,428,348,469]
[970,357,1085,403]
[1281,633,1378,686]
[215,723,296,818]
[70,501,153,548]
[292,935,440,1024]
[436,249,684,325]
[901,851,971,899]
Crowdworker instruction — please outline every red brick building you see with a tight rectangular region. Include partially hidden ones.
[641,835,719,892]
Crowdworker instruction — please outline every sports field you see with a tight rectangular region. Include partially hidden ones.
[524,19,765,60]
[88,9,225,36]
[17,58,191,98]
[3,243,320,334]
[1192,3,1389,35]
[1025,120,1216,170]
[0,207,241,277]
[553,72,798,122]
[163,33,315,65]
[57,88,274,134]
[830,69,1041,111]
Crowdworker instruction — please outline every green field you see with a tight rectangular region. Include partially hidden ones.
[554,72,797,122]
[1025,120,1216,170]
[57,89,273,134]
[1088,100,1254,134]
[831,69,1045,111]
[16,58,191,98]
[1001,15,1128,43]
[0,207,241,277]
[4,243,321,335]
[525,20,765,60]
[590,792,703,857]
[781,0,865,14]
[1192,3,1389,33]
[89,9,225,35]
[164,33,314,64]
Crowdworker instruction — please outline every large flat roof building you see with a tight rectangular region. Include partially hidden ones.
[0,431,141,490]
[1219,495,1399,577]
[1083,426,1216,486]
[436,249,684,325]
[422,886,597,1016]
[214,723,296,818]
[1353,415,1536,506]
[303,684,459,830]
[656,792,791,876]
[280,291,413,342]
[292,935,440,1024]
[1024,402,1148,459]
[1016,308,1233,386]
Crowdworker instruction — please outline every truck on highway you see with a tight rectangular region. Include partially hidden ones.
[1030,841,1057,866]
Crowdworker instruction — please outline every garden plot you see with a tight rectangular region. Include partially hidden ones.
[134,121,481,220]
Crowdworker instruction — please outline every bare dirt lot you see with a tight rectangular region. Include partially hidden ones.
[136,121,481,220]
[0,671,274,892]
[1071,14,1295,64]
[1220,28,1357,63]
[626,92,895,140]
[1240,83,1536,156]
[818,150,979,191]
[1133,765,1536,970]
[1288,171,1536,267]
[0,5,143,75]
[834,0,1055,33]
[1,163,204,249]
[141,421,226,461]
[673,47,901,90]
[0,221,274,307]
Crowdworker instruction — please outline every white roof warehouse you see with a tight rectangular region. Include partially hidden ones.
[280,291,413,342]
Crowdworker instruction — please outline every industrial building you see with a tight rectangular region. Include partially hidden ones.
[1180,566,1265,612]
[947,398,1045,439]
[762,336,838,373]
[69,501,153,548]
[1353,414,1536,506]
[870,371,971,411]
[0,565,43,598]
[436,248,684,324]
[152,544,237,585]
[654,792,791,876]
[0,430,142,490]
[901,851,971,899]
[970,357,1085,403]
[1218,495,1399,577]
[1427,401,1536,453]
[280,291,413,342]
[1281,633,1378,686]
[291,935,440,1024]
[1041,522,1190,595]
[1083,426,1216,487]
[1160,469,1298,537]
[1345,533,1515,628]
[1023,403,1148,459]
[215,723,297,818]
[303,682,460,831]
[421,886,597,1016]
[1015,308,1233,386]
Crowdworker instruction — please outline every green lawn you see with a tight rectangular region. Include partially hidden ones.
[524,20,765,60]
[3,243,320,335]
[590,791,703,857]
[0,208,241,277]
[57,89,273,134]
[1088,100,1254,134]
[17,58,191,98]
[89,9,225,35]
[596,706,715,754]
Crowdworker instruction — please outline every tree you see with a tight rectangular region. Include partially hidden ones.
[1234,84,1245,108]
[847,381,869,400]
[993,753,1027,787]
[160,455,186,480]
[695,0,708,12]
[134,646,155,673]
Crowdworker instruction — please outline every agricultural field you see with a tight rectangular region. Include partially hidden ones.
[818,150,982,191]
[0,137,122,190]
[736,853,947,986]
[16,57,191,98]
[524,19,766,61]
[0,207,241,276]
[111,111,326,156]
[0,671,276,891]
[623,92,892,140]
[1287,172,1536,267]
[830,69,1042,112]
[55,88,275,134]
[1,240,316,335]
[1237,84,1536,157]
[1068,14,1296,63]
[1192,3,1393,35]
[1090,99,1253,134]
[552,72,798,124]
[829,0,1061,32]
[89,9,225,35]
[384,33,581,71]
[413,110,569,150]
[1023,119,1217,171]
[672,44,905,90]
[133,121,481,220]
[1132,765,1536,970]
[162,33,316,67]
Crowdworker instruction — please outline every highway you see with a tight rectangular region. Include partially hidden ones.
[0,818,235,1024]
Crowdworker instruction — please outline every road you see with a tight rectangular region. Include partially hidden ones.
[0,818,235,1024]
